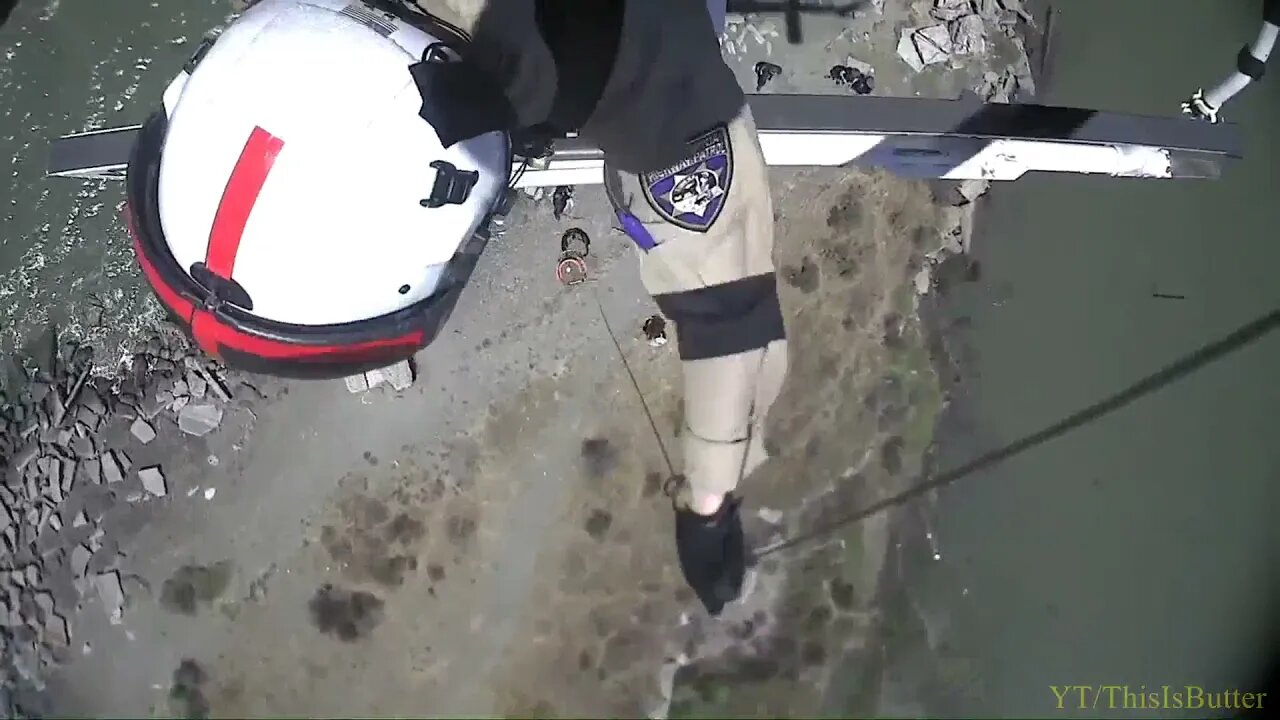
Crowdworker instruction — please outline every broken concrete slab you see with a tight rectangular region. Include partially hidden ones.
[44,612,70,647]
[129,418,156,445]
[138,467,166,498]
[70,545,91,579]
[101,452,124,485]
[950,13,987,56]
[186,371,208,400]
[14,442,39,473]
[177,403,223,437]
[92,570,125,625]
[931,0,972,22]
[898,24,953,72]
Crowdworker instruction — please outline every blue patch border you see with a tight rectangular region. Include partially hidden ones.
[640,125,734,234]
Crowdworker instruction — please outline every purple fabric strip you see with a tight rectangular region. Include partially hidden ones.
[618,210,658,251]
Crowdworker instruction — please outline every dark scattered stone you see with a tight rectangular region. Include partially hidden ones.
[782,257,820,294]
[384,512,425,545]
[308,584,385,642]
[881,436,904,475]
[552,185,574,221]
[584,509,613,541]
[577,649,594,671]
[168,658,210,720]
[829,578,855,610]
[826,189,863,233]
[754,60,783,90]
[426,563,446,582]
[828,65,874,94]
[580,437,620,479]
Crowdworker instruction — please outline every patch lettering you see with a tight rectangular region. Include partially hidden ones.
[641,125,733,233]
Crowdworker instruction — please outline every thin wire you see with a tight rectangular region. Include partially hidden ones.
[591,287,677,479]
[755,305,1280,558]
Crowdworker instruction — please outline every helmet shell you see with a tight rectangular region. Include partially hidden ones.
[157,0,508,326]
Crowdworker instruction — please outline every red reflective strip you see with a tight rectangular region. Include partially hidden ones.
[205,126,284,278]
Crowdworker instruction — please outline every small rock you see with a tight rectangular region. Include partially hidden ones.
[753,60,782,91]
[958,178,991,204]
[138,466,167,497]
[177,403,222,437]
[72,511,89,528]
[172,380,189,397]
[48,513,61,531]
[203,487,216,500]
[186,372,208,400]
[129,418,157,445]
[170,395,190,413]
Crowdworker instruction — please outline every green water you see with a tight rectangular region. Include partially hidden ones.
[0,0,230,367]
[926,1,1280,716]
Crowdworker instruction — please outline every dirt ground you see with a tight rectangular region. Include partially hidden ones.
[26,164,944,717]
[4,1,1044,716]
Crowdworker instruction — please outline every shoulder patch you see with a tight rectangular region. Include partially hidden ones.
[640,125,733,233]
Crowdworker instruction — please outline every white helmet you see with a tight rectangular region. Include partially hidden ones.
[127,0,510,376]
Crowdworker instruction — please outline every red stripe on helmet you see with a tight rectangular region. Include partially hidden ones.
[205,126,284,278]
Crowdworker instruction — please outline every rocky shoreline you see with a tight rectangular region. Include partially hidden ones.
[1,0,1043,716]
[0,327,263,716]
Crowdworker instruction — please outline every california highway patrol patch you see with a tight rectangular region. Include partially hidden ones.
[641,125,733,233]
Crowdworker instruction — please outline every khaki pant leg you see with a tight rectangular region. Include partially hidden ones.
[605,107,789,499]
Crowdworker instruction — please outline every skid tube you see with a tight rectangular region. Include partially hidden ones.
[47,93,1242,187]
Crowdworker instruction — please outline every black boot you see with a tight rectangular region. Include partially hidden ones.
[675,495,746,616]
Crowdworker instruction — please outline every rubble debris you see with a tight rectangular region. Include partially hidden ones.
[897,24,953,73]
[931,0,973,22]
[642,315,668,348]
[753,60,782,91]
[351,360,414,394]
[130,417,157,444]
[958,178,991,204]
[949,14,987,56]
[101,450,125,485]
[177,403,223,437]
[93,570,126,625]
[139,466,168,498]
[552,185,574,221]
[975,67,1021,103]
[828,65,875,95]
